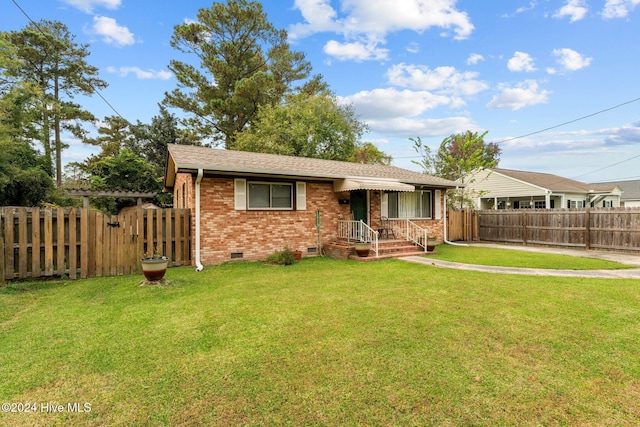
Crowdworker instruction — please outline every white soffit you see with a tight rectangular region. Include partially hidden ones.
[333,178,415,192]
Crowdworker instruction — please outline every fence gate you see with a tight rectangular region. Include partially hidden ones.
[447,209,479,242]
[1,207,191,284]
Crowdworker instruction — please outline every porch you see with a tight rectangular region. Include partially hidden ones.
[329,219,438,261]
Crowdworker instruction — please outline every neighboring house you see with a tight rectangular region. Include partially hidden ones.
[463,168,621,210]
[164,144,458,265]
[592,179,640,207]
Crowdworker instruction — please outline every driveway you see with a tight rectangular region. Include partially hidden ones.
[400,243,640,279]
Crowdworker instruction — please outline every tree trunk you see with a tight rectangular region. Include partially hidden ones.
[54,74,62,187]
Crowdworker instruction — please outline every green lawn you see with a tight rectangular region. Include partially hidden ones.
[431,244,633,269]
[1,257,640,426]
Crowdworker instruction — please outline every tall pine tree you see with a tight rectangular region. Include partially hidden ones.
[8,20,107,186]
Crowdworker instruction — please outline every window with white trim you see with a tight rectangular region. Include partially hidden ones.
[248,182,293,210]
[567,200,585,208]
[386,191,432,219]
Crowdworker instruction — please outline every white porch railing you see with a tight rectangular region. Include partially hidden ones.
[388,219,429,252]
[337,220,379,257]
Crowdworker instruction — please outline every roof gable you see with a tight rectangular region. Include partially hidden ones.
[492,168,618,193]
[165,144,458,188]
[592,179,640,200]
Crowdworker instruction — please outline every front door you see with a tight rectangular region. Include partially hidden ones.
[350,190,368,224]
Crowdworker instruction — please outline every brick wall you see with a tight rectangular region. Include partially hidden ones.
[173,173,448,264]
[177,175,351,265]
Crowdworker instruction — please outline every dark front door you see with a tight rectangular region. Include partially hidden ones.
[350,190,368,223]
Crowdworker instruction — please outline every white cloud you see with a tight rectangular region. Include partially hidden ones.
[106,66,172,80]
[501,2,538,18]
[405,42,420,54]
[554,0,589,22]
[323,39,388,61]
[487,80,550,110]
[290,0,474,61]
[507,51,537,72]
[340,88,452,120]
[60,0,120,14]
[602,0,640,18]
[467,53,484,65]
[366,116,478,138]
[289,0,341,39]
[386,63,488,96]
[552,48,592,71]
[89,16,135,47]
[604,121,640,145]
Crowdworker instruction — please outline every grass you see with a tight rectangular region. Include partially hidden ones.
[1,257,640,426]
[430,243,633,269]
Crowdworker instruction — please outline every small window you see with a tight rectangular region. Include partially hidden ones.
[534,201,546,209]
[248,182,293,210]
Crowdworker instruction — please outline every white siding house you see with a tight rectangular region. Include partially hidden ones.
[464,168,621,209]
[592,179,640,207]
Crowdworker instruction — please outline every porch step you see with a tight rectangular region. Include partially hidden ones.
[347,239,434,262]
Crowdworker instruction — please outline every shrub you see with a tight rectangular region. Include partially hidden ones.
[266,248,296,266]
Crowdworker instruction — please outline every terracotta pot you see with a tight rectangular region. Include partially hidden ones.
[141,258,168,281]
[294,250,302,261]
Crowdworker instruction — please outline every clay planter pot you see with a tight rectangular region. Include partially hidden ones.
[354,242,371,257]
[294,250,303,261]
[141,257,168,282]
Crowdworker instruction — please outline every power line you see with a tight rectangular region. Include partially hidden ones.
[394,95,640,184]
[495,96,640,144]
[10,0,129,123]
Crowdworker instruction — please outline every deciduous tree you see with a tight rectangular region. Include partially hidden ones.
[350,142,392,165]
[234,93,367,161]
[412,131,500,208]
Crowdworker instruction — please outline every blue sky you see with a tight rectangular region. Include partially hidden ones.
[3,0,640,182]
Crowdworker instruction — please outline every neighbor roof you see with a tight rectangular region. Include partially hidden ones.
[165,144,459,189]
[592,179,640,200]
[493,168,618,193]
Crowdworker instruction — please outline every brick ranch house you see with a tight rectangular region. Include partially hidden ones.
[164,144,459,266]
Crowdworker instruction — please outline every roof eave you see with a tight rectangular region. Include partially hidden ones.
[170,162,458,188]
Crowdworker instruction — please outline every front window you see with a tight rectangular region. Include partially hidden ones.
[387,191,432,219]
[248,182,293,210]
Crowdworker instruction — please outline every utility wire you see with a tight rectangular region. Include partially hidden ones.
[396,95,640,160]
[495,96,640,144]
[11,0,129,123]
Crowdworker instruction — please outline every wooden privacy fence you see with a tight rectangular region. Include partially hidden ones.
[446,209,479,242]
[478,208,640,251]
[0,207,191,283]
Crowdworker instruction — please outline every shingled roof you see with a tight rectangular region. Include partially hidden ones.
[493,168,618,193]
[592,179,640,201]
[165,144,458,189]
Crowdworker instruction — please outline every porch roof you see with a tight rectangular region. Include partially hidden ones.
[333,178,415,192]
[165,144,459,189]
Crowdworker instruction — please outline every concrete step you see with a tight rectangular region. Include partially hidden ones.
[349,250,432,262]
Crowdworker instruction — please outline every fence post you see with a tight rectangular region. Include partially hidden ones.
[585,209,591,250]
[522,211,528,245]
[0,207,4,286]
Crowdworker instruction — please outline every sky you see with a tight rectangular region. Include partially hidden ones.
[2,0,640,183]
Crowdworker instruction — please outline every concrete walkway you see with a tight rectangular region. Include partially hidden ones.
[399,243,640,279]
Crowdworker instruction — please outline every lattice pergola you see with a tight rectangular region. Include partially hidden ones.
[65,189,157,209]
